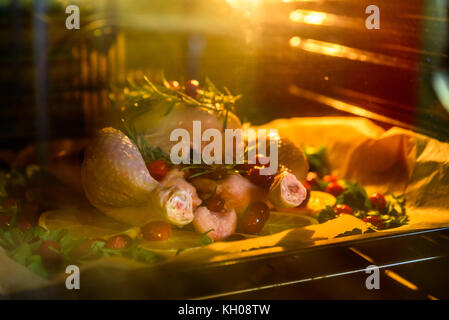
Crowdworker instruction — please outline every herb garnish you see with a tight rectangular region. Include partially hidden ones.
[304,146,330,177]
[336,182,372,211]
[122,123,171,163]
[199,229,214,245]
[0,167,162,278]
[308,146,409,231]
[111,74,241,131]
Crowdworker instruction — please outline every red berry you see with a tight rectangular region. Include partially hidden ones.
[334,204,353,215]
[184,80,200,98]
[248,166,275,189]
[325,182,344,197]
[105,235,131,249]
[205,195,225,212]
[369,193,386,210]
[167,80,181,90]
[147,160,168,181]
[322,175,337,183]
[38,240,62,265]
[363,216,384,229]
[141,221,171,241]
[306,172,319,187]
[250,202,270,220]
[239,202,270,234]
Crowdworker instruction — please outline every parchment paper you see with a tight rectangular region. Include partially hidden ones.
[2,117,449,295]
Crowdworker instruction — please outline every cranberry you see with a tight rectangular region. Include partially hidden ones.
[105,235,131,249]
[205,195,225,212]
[141,221,171,241]
[363,216,384,229]
[306,172,320,187]
[38,240,62,265]
[334,204,353,215]
[322,175,337,183]
[239,202,270,234]
[325,182,344,197]
[167,80,181,90]
[184,80,200,98]
[369,193,387,210]
[248,166,275,189]
[147,160,168,181]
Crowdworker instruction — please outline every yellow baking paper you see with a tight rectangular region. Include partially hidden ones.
[2,117,449,295]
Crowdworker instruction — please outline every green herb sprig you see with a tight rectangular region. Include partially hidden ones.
[111,74,241,131]
[122,123,171,164]
[199,229,214,245]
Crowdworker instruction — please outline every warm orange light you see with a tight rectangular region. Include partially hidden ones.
[289,36,301,47]
[289,10,327,25]
[384,270,419,291]
[289,37,413,70]
[171,80,180,88]
[283,0,318,2]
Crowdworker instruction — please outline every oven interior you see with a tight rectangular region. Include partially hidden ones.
[1,0,449,299]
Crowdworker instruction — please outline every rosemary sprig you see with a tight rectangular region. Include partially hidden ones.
[115,74,244,176]
[121,122,247,179]
[181,163,241,180]
[111,74,241,130]
[122,122,171,164]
